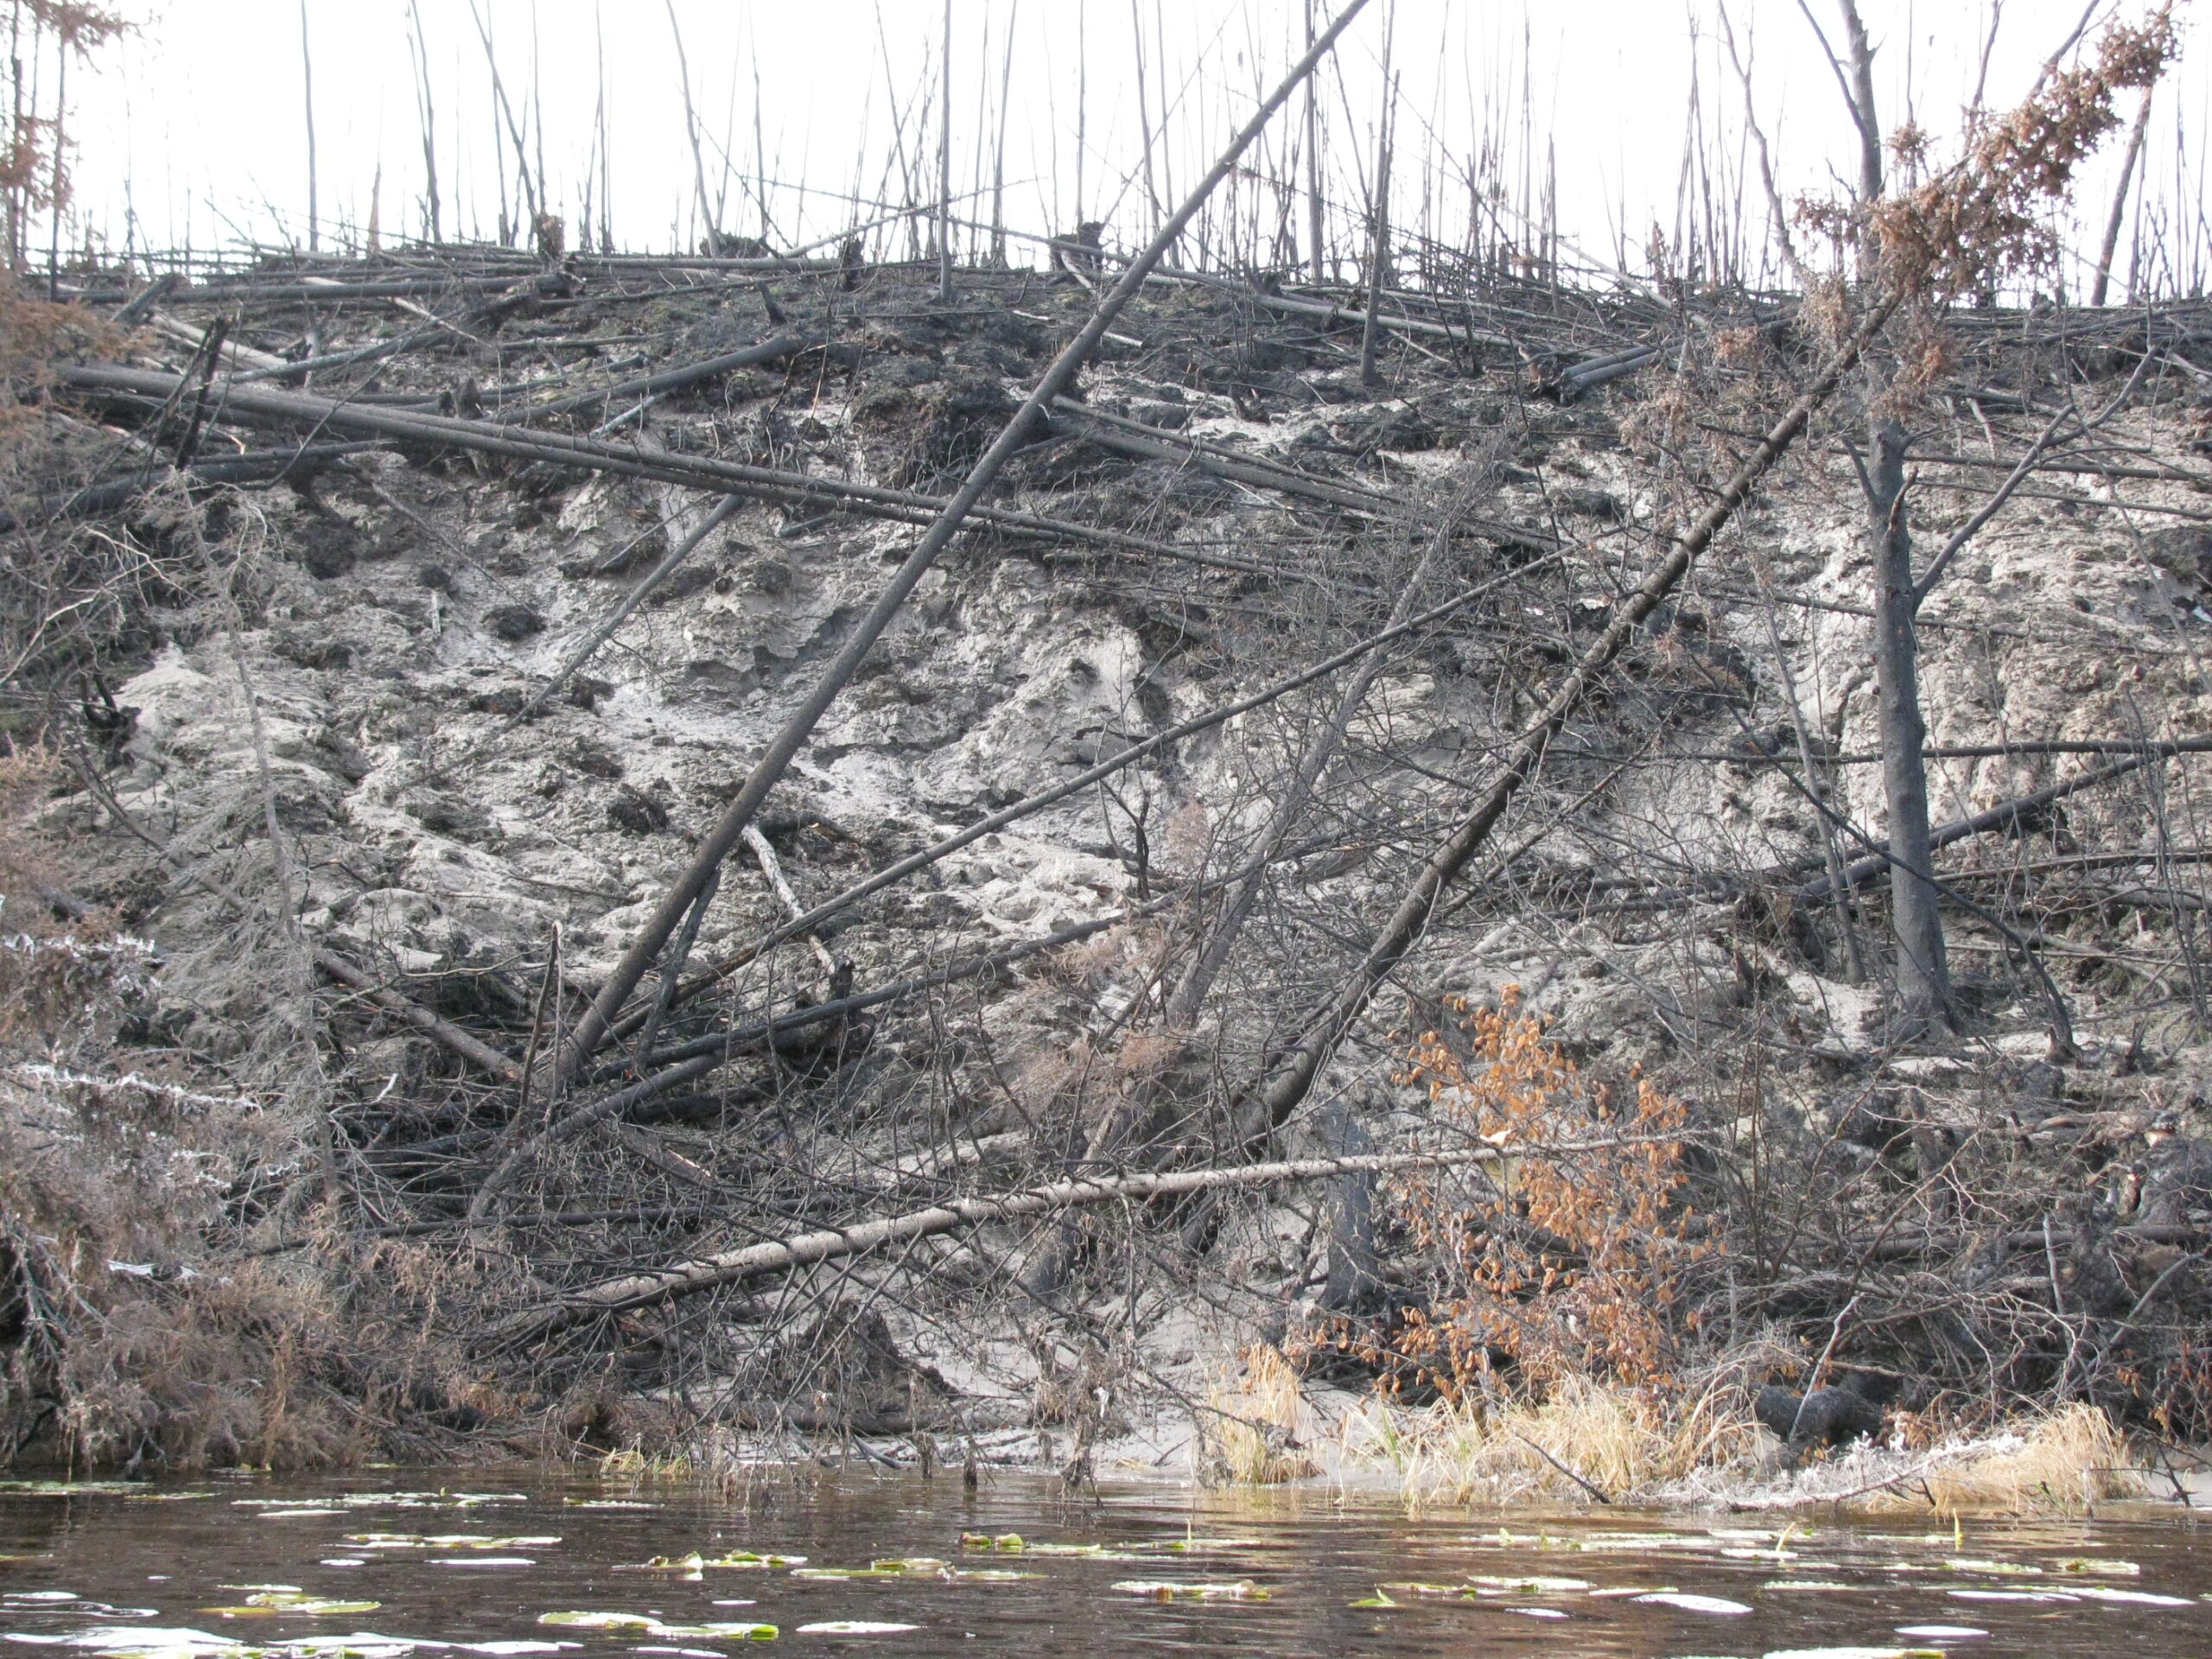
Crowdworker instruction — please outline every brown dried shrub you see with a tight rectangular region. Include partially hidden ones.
[1318,991,1711,1401]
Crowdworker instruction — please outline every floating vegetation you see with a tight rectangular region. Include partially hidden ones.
[200,1598,382,1620]
[533,1617,770,1643]
[1464,1574,1590,1594]
[1109,1580,1268,1602]
[697,1554,804,1571]
[952,1538,1120,1561]
[343,1539,558,1552]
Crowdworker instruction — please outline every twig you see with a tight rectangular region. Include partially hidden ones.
[1512,1433,1612,1503]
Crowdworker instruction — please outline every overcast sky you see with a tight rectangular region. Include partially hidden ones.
[35,1,2212,295]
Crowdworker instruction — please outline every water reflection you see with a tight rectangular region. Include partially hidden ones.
[0,1472,2202,1656]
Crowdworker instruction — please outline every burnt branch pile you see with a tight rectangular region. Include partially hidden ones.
[6,90,2212,1470]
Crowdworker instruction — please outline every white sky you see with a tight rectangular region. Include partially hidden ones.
[33,0,2212,296]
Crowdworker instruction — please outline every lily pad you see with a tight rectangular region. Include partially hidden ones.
[1764,1650,1943,1659]
[1942,1557,2041,1575]
[533,1615,768,1643]
[200,1599,381,1620]
[2055,1558,2139,1575]
[345,1537,556,1552]
[1109,1580,1267,1602]
[642,1625,775,1642]
[865,1559,946,1575]
[956,1535,1022,1552]
[698,1554,803,1571]
[2068,1586,2192,1606]
[1466,1575,1589,1593]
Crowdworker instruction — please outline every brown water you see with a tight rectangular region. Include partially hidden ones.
[0,1471,2205,1657]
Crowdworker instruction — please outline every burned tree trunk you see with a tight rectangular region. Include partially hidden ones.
[1866,417,1952,1032]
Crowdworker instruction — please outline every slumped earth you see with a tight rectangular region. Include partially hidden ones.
[0,1473,2205,1658]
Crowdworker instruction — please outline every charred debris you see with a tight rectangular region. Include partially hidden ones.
[6,210,2212,1476]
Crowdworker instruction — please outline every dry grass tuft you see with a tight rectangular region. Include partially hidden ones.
[1198,1344,1319,1485]
[1338,1372,1762,1509]
[1878,1403,2145,1516]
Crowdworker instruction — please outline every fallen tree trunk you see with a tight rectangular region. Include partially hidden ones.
[1249,296,1901,1139]
[1051,403,1402,517]
[313,949,522,1084]
[505,493,746,726]
[545,0,1377,1096]
[486,1140,1650,1342]
[1,442,380,531]
[1793,751,2157,904]
[66,741,523,1088]
[484,832,1363,1205]
[515,333,809,420]
[53,364,1263,574]
[612,556,1556,1042]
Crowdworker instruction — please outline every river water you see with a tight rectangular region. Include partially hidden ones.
[1,1471,2205,1657]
